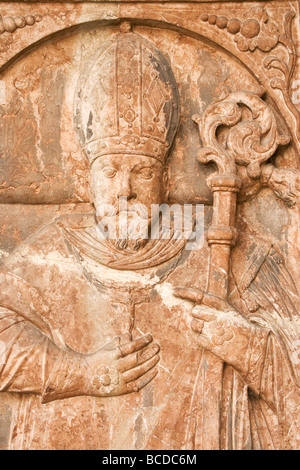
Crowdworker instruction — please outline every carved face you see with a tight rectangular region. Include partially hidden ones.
[91,154,167,249]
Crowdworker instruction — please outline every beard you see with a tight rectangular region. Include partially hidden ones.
[109,237,148,251]
[96,204,150,252]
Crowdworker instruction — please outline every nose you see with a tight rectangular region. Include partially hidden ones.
[117,174,137,200]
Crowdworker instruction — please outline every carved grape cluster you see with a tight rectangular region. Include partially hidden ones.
[200,7,280,52]
[0,14,43,35]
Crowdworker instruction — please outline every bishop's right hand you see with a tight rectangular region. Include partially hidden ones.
[85,334,160,397]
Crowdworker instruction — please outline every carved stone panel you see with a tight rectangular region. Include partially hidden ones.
[0,1,299,450]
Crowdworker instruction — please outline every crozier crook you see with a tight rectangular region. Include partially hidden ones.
[192,90,290,304]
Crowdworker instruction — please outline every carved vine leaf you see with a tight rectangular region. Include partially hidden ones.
[200,8,300,140]
[192,90,290,179]
[263,11,300,140]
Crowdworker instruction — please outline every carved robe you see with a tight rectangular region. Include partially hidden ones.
[0,211,299,450]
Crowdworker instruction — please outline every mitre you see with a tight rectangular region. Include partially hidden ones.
[74,22,180,165]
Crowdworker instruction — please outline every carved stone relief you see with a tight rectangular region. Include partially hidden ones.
[200,7,300,140]
[0,1,299,451]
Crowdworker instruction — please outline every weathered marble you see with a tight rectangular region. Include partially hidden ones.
[0,1,299,450]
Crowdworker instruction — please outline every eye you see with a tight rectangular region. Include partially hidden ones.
[138,168,154,180]
[102,167,117,178]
